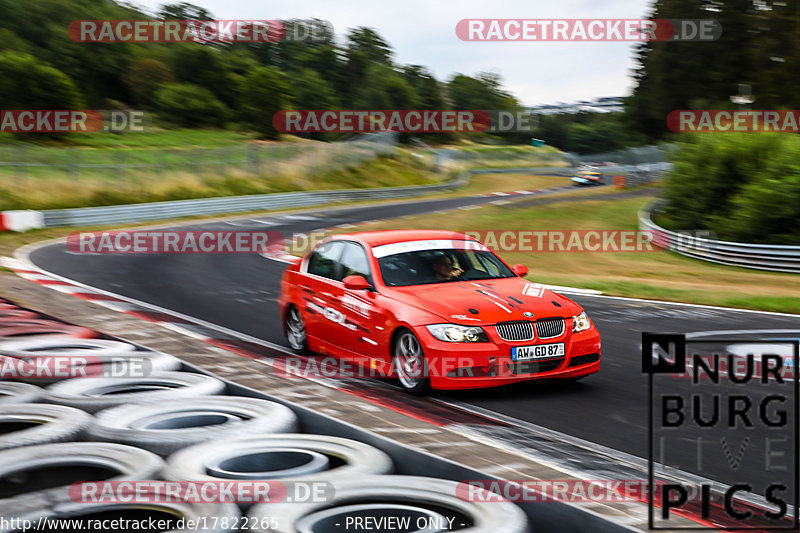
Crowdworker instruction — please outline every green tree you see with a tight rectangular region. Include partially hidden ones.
[663,133,783,234]
[339,27,394,105]
[448,73,517,110]
[0,28,29,53]
[353,64,417,109]
[0,52,82,108]
[123,58,175,107]
[154,83,230,127]
[169,46,239,108]
[289,69,339,109]
[157,2,213,20]
[402,66,446,109]
[346,27,392,65]
[239,67,290,139]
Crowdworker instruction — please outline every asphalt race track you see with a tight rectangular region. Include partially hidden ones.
[29,189,800,507]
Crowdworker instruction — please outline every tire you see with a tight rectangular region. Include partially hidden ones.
[0,351,180,384]
[88,397,300,456]
[0,492,240,533]
[247,475,530,533]
[0,382,42,404]
[0,442,164,501]
[284,306,308,354]
[0,404,92,450]
[0,336,136,356]
[164,434,393,484]
[392,329,430,395]
[43,371,226,413]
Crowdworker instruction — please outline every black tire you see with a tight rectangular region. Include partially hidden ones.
[0,382,42,404]
[392,329,430,396]
[88,397,300,456]
[43,371,226,413]
[0,492,240,533]
[0,442,164,502]
[247,475,530,533]
[164,434,393,484]
[283,305,308,354]
[0,404,92,450]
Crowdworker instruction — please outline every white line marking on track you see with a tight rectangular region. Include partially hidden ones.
[435,398,789,514]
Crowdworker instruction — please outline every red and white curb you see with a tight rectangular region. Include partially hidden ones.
[0,255,289,359]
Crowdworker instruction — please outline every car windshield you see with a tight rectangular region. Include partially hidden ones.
[377,248,515,287]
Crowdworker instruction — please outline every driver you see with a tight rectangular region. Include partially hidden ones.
[432,254,464,280]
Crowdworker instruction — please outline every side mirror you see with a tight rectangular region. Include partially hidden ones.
[343,275,370,290]
[512,264,529,277]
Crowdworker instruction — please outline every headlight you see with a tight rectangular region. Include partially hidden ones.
[572,311,591,333]
[426,324,489,343]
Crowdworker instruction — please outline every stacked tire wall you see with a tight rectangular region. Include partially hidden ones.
[0,297,629,533]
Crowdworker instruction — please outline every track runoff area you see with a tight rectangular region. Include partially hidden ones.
[23,186,800,531]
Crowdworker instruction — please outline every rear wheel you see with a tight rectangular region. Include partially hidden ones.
[284,306,307,354]
[392,330,429,395]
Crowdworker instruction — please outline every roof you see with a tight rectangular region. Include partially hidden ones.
[330,230,475,247]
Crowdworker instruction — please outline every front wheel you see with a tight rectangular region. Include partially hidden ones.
[392,330,430,395]
[284,306,308,354]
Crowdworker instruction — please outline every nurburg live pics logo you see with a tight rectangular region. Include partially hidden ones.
[643,333,799,530]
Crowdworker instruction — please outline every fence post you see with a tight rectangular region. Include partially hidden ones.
[115,151,126,186]
[70,150,80,182]
[15,144,26,181]
[190,149,202,179]
[249,144,260,176]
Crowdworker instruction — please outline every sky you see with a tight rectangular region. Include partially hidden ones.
[130,0,654,106]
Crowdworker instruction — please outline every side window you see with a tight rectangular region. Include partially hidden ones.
[306,242,344,280]
[339,243,373,284]
[474,252,501,276]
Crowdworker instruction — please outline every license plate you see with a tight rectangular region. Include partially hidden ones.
[511,342,565,361]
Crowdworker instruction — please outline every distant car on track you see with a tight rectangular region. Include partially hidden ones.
[571,170,603,186]
[278,230,601,394]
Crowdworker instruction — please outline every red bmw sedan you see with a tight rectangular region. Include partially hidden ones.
[278,230,601,394]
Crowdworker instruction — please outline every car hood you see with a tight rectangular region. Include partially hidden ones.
[387,277,582,325]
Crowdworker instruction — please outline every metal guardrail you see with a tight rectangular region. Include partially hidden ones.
[639,202,800,274]
[39,158,666,228]
[42,174,469,227]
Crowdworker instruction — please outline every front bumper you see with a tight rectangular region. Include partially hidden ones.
[413,324,602,390]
